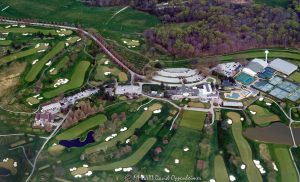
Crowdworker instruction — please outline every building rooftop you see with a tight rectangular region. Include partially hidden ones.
[269,58,298,75]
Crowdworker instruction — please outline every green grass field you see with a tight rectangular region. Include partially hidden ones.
[0,26,72,35]
[180,110,206,130]
[90,137,156,171]
[56,114,107,141]
[214,155,229,182]
[85,110,152,154]
[0,43,48,66]
[0,40,12,46]
[289,72,300,84]
[49,56,69,75]
[0,0,159,34]
[272,145,298,182]
[43,61,90,98]
[25,41,65,82]
[248,105,280,126]
[227,112,263,182]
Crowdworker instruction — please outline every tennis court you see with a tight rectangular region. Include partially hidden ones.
[258,67,275,79]
[269,87,290,100]
[235,72,256,85]
[253,80,274,92]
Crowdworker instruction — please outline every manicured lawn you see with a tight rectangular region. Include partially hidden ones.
[118,72,128,82]
[248,105,280,126]
[66,36,80,44]
[85,110,153,154]
[188,102,210,108]
[0,26,72,35]
[43,61,90,98]
[49,56,69,75]
[180,110,206,130]
[56,114,107,141]
[272,145,298,182]
[94,65,121,82]
[227,112,263,182]
[90,137,156,171]
[0,0,159,34]
[214,155,229,182]
[0,43,48,66]
[0,40,12,46]
[25,41,65,82]
[289,72,300,84]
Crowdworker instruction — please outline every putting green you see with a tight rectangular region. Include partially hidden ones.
[180,110,206,130]
[248,105,279,126]
[25,41,65,82]
[43,61,91,98]
[227,112,262,182]
[85,110,153,154]
[0,43,48,66]
[214,155,229,182]
[90,138,156,171]
[56,114,107,141]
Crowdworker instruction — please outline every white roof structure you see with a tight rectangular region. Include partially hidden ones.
[269,58,298,75]
[153,68,203,84]
[41,103,61,114]
[242,58,268,76]
[223,101,243,107]
[115,85,141,95]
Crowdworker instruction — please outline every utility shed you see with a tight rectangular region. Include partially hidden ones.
[269,58,298,75]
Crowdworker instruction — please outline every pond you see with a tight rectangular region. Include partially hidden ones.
[0,167,10,176]
[243,122,300,146]
[59,131,95,148]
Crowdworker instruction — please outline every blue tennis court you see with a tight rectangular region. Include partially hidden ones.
[258,67,275,79]
[235,72,256,85]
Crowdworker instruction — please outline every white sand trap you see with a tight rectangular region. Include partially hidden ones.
[259,97,264,101]
[164,168,170,173]
[175,159,179,164]
[115,168,122,172]
[266,102,271,106]
[104,60,109,65]
[123,167,132,172]
[120,127,128,132]
[126,139,130,144]
[85,171,92,176]
[0,38,6,40]
[49,68,55,73]
[32,59,39,65]
[227,119,233,125]
[240,164,246,170]
[144,107,148,111]
[104,72,111,76]
[46,61,52,66]
[13,162,17,167]
[183,147,189,152]
[240,117,244,121]
[65,43,69,47]
[37,50,45,53]
[272,162,278,171]
[209,179,216,182]
[250,111,256,115]
[83,164,88,167]
[229,175,236,181]
[153,109,161,114]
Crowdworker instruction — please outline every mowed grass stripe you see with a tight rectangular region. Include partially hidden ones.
[273,145,298,182]
[0,40,12,46]
[180,110,206,130]
[0,27,72,35]
[90,137,157,171]
[227,112,263,182]
[214,155,230,182]
[248,105,279,126]
[85,110,153,154]
[43,61,91,98]
[25,41,65,82]
[0,43,48,66]
[56,114,107,141]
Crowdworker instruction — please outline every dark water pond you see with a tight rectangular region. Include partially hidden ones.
[243,122,300,146]
[0,167,10,176]
[59,131,95,148]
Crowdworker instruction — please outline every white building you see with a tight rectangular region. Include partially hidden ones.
[269,58,298,75]
[216,62,242,77]
[41,103,61,114]
[115,85,142,95]
[242,58,268,76]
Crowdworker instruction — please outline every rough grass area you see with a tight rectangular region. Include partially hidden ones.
[227,112,263,182]
[180,110,206,130]
[90,138,156,171]
[49,56,69,75]
[85,110,153,154]
[43,61,90,98]
[25,41,65,82]
[56,114,107,141]
[214,155,229,182]
[248,105,280,126]
[118,72,128,82]
[0,40,12,46]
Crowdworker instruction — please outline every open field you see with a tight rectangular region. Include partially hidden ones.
[188,102,210,108]
[289,72,300,84]
[180,110,206,130]
[0,43,48,66]
[214,155,229,182]
[227,112,263,182]
[248,105,280,126]
[272,145,298,182]
[25,41,65,82]
[85,110,153,154]
[43,61,90,98]
[56,114,107,141]
[90,137,156,171]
